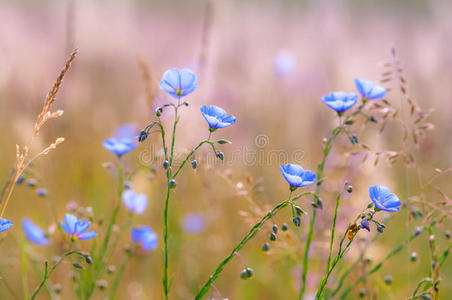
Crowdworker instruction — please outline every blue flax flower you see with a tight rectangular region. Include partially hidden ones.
[122,190,148,214]
[354,78,386,100]
[321,92,358,114]
[61,214,98,241]
[182,213,205,234]
[0,219,13,232]
[369,185,401,212]
[280,164,316,189]
[22,218,50,245]
[159,68,198,99]
[103,124,138,157]
[200,105,236,131]
[131,226,158,251]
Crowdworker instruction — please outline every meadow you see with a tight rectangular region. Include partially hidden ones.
[0,0,451,299]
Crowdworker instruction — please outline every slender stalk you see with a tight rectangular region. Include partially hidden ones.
[30,250,85,300]
[195,192,313,299]
[162,185,171,299]
[171,140,216,179]
[326,193,342,272]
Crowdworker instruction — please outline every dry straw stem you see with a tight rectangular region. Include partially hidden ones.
[137,56,155,110]
[0,49,78,218]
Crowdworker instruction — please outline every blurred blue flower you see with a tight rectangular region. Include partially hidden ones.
[103,124,138,157]
[359,218,370,232]
[22,218,50,245]
[131,226,158,251]
[182,213,205,234]
[0,219,13,232]
[274,50,295,78]
[36,188,48,197]
[369,185,401,212]
[122,190,148,214]
[280,164,316,189]
[159,68,198,99]
[321,92,358,114]
[354,78,387,100]
[200,105,236,130]
[61,214,98,241]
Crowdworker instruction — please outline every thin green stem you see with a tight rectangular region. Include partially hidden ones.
[326,193,342,272]
[163,185,171,300]
[195,192,313,299]
[30,250,85,300]
[172,140,216,179]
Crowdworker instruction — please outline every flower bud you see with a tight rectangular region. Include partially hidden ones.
[410,252,418,262]
[272,224,278,234]
[358,289,366,298]
[240,267,254,279]
[191,160,198,169]
[36,188,48,197]
[445,230,451,239]
[97,279,108,290]
[155,107,163,117]
[163,160,170,169]
[216,152,224,160]
[347,186,353,193]
[384,275,393,285]
[107,265,116,274]
[53,283,62,294]
[261,243,270,252]
[16,176,25,185]
[26,178,37,187]
[72,262,83,269]
[377,225,384,233]
[138,130,148,142]
[360,218,370,232]
[370,116,377,123]
[281,223,289,232]
[168,179,177,189]
[293,216,301,227]
[269,232,277,241]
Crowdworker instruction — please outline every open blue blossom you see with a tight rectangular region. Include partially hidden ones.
[321,92,358,114]
[131,226,158,251]
[182,213,205,233]
[122,190,148,214]
[0,219,13,232]
[369,185,401,212]
[103,124,138,157]
[200,105,236,130]
[61,214,98,241]
[159,68,198,99]
[274,50,295,77]
[354,78,387,100]
[22,218,50,245]
[280,164,316,189]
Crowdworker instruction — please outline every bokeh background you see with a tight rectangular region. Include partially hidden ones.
[0,0,452,299]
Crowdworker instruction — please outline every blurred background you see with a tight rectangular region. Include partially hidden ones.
[0,0,452,299]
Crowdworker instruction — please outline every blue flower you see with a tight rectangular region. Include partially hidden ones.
[200,105,236,130]
[321,92,358,114]
[354,78,387,100]
[122,190,148,214]
[274,50,295,77]
[61,214,98,240]
[280,164,316,189]
[131,226,158,251]
[182,213,205,234]
[103,124,138,157]
[0,219,13,232]
[159,68,198,99]
[369,185,401,212]
[22,218,50,245]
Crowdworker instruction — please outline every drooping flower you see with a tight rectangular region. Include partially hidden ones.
[200,105,236,131]
[369,185,401,212]
[321,92,358,114]
[354,78,387,100]
[103,124,138,157]
[0,219,13,232]
[273,50,295,78]
[122,190,148,214]
[22,218,50,245]
[159,68,198,99]
[131,226,158,251]
[359,218,370,232]
[280,164,316,189]
[182,213,205,233]
[61,214,98,241]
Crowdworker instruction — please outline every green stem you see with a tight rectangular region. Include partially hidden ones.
[195,192,313,299]
[326,193,342,272]
[30,250,85,300]
[171,140,216,178]
[163,185,171,300]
